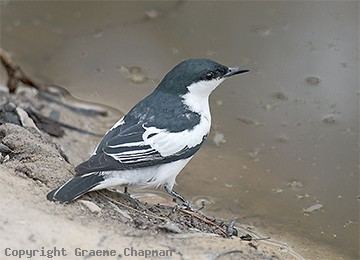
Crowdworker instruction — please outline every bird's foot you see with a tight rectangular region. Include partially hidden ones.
[181,200,193,210]
[165,185,194,210]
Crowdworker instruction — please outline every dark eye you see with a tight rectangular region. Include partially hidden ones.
[205,71,214,80]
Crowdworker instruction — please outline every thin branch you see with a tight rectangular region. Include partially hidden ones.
[179,208,228,237]
[97,192,168,221]
[0,48,46,93]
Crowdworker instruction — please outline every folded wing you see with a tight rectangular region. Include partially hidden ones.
[75,122,205,175]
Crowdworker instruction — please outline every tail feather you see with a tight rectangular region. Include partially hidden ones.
[47,173,104,203]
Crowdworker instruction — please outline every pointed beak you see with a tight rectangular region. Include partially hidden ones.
[224,67,250,78]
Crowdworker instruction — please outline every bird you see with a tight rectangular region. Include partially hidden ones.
[47,58,249,205]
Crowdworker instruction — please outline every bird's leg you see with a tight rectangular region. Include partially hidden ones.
[164,185,191,209]
[122,185,134,201]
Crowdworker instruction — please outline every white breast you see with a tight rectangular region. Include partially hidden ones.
[141,80,225,157]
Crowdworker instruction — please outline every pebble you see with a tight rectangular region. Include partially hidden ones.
[287,180,304,190]
[322,114,336,124]
[78,200,101,214]
[272,91,288,101]
[16,107,40,131]
[158,222,182,233]
[272,188,283,193]
[296,193,310,200]
[276,134,289,143]
[118,66,148,84]
[305,76,321,86]
[213,132,226,146]
[303,203,323,213]
[237,117,262,126]
[0,143,12,154]
[251,25,271,37]
[145,9,160,19]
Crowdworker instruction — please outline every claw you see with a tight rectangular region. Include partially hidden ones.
[164,185,192,208]
[180,200,194,211]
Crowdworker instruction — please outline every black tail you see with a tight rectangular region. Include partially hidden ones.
[47,173,104,203]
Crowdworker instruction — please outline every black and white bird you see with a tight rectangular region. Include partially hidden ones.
[47,59,249,205]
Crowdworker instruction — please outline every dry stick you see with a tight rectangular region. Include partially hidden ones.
[179,208,228,237]
[97,192,168,221]
[0,48,46,93]
[100,191,228,236]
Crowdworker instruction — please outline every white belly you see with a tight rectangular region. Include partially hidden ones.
[91,157,192,191]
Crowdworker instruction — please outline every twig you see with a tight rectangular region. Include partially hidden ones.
[97,192,168,221]
[0,48,46,93]
[179,208,228,237]
[25,107,103,137]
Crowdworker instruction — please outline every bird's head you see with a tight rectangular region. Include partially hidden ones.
[156,59,249,97]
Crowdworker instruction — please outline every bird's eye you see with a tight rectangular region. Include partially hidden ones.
[205,72,214,80]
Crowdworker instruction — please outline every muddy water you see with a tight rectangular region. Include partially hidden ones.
[1,1,358,259]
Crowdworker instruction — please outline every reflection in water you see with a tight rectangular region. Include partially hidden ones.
[1,1,358,259]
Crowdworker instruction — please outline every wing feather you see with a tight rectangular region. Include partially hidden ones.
[75,121,206,176]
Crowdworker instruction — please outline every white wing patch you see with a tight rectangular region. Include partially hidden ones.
[143,117,210,157]
[103,116,210,163]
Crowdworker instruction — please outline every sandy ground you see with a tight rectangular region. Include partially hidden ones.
[0,88,304,260]
[0,165,299,260]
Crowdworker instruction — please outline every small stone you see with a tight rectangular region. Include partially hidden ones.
[213,132,226,146]
[303,203,323,213]
[305,76,321,86]
[272,188,283,193]
[251,25,271,37]
[78,200,101,214]
[237,117,262,126]
[287,180,303,189]
[0,143,12,155]
[158,222,182,233]
[263,104,273,111]
[322,114,336,124]
[272,91,288,101]
[145,9,160,19]
[16,107,40,131]
[118,66,148,84]
[276,134,289,143]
